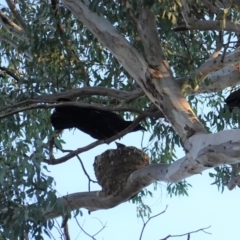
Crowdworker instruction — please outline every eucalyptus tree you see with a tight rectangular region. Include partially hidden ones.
[0,0,240,238]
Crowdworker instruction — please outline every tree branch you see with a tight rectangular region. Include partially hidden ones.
[62,220,70,240]
[75,217,106,240]
[160,226,211,240]
[5,0,27,30]
[195,42,240,81]
[0,87,145,113]
[0,101,159,120]
[180,0,194,28]
[178,0,239,33]
[34,87,144,103]
[76,155,98,191]
[0,10,28,41]
[139,206,168,240]
[137,6,164,66]
[174,20,240,33]
[178,46,240,96]
[0,66,20,82]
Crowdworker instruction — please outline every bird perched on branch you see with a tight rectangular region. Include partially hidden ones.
[50,99,146,140]
[225,89,240,111]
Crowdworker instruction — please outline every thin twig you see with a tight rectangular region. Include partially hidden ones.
[76,155,98,191]
[91,218,107,238]
[54,219,64,239]
[1,99,39,111]
[160,226,211,240]
[75,217,106,240]
[139,206,168,240]
[75,218,96,240]
[45,227,58,240]
[49,132,73,153]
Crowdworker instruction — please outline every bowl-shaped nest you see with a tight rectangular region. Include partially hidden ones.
[94,146,149,196]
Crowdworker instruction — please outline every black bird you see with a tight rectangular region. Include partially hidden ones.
[50,99,146,140]
[225,89,240,111]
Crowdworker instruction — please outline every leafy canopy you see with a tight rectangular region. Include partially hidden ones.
[0,0,239,238]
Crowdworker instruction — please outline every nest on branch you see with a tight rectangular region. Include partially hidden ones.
[94,145,149,196]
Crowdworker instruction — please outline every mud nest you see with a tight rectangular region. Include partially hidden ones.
[94,146,149,196]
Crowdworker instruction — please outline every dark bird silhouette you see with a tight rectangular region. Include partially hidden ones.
[225,89,240,111]
[50,99,146,140]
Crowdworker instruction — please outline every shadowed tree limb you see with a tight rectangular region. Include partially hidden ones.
[0,101,163,120]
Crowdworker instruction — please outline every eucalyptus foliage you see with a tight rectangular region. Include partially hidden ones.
[0,0,239,238]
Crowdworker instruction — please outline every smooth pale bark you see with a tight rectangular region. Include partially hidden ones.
[178,65,240,94]
[195,48,240,81]
[136,7,206,146]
